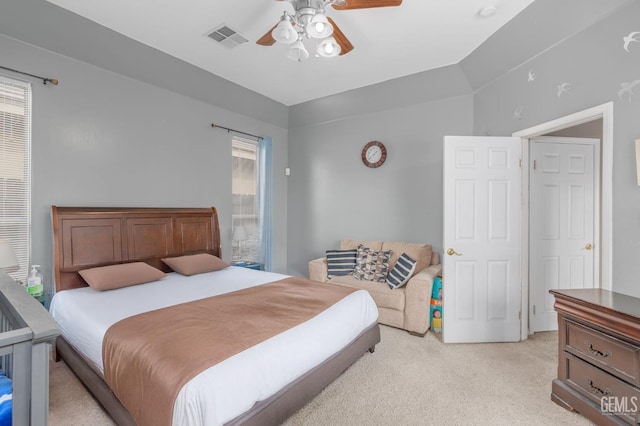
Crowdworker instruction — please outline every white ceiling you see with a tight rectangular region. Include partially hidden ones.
[46,0,535,106]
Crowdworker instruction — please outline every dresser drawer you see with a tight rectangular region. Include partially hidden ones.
[564,352,640,425]
[565,319,640,386]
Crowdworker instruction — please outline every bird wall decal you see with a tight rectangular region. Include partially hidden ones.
[618,80,640,102]
[623,31,640,52]
[514,106,524,120]
[527,70,536,82]
[557,83,571,98]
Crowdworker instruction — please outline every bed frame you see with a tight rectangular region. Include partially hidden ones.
[51,206,380,425]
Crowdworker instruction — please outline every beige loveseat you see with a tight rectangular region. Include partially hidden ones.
[309,240,441,336]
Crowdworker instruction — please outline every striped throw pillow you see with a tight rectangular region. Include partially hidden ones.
[386,253,417,289]
[326,249,357,279]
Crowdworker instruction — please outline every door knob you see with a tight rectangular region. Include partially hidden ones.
[584,243,593,251]
[447,248,462,256]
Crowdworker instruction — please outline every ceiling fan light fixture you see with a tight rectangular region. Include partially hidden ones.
[287,38,310,62]
[317,36,341,57]
[272,14,298,44]
[258,0,384,60]
[306,13,333,39]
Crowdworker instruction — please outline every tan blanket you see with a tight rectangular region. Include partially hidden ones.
[102,277,358,426]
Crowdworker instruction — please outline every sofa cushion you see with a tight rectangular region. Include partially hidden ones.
[352,245,392,283]
[340,239,383,252]
[382,241,432,273]
[386,253,417,289]
[328,275,405,311]
[325,249,357,279]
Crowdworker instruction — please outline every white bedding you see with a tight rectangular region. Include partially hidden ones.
[50,266,378,425]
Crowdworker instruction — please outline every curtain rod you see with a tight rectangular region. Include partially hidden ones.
[211,123,262,140]
[0,65,58,85]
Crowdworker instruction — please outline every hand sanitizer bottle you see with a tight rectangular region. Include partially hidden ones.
[26,265,44,297]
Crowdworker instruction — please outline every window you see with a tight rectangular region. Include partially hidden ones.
[0,76,31,282]
[231,135,273,270]
[232,137,260,263]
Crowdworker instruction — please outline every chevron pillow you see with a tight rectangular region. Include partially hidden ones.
[386,252,417,289]
[352,245,392,283]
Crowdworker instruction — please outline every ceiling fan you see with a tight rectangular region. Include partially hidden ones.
[257,0,402,61]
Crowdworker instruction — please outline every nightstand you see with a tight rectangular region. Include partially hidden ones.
[232,261,264,271]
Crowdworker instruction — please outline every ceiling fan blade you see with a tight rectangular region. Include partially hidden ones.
[327,17,353,56]
[256,23,278,46]
[332,0,402,10]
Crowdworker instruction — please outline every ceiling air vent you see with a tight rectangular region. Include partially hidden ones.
[206,24,249,48]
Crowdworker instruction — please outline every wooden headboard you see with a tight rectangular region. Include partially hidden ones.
[51,206,222,292]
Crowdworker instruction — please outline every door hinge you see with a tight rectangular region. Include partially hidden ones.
[519,158,522,168]
[532,305,536,315]
[533,160,537,171]
[518,310,521,320]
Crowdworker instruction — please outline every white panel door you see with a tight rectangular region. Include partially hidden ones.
[529,138,599,332]
[443,136,522,343]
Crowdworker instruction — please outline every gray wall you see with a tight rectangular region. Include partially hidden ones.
[287,64,473,276]
[287,92,473,276]
[0,34,289,291]
[469,1,640,297]
[546,119,603,139]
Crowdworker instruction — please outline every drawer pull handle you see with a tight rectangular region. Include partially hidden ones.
[586,379,611,396]
[585,341,612,358]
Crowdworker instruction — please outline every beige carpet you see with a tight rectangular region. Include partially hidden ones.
[49,326,594,425]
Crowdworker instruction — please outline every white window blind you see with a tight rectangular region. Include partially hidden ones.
[232,137,260,263]
[0,76,31,282]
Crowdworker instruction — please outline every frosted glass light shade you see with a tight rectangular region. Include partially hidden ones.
[317,37,341,57]
[306,13,333,39]
[287,39,310,62]
[272,18,298,44]
[233,225,248,241]
[0,240,18,270]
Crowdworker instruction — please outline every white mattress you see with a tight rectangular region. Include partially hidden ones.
[50,266,378,425]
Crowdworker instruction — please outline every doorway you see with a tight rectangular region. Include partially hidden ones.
[528,137,600,332]
[513,102,613,339]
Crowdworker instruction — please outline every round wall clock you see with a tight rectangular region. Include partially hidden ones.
[361,141,387,168]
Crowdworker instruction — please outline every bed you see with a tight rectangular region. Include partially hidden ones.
[49,206,380,426]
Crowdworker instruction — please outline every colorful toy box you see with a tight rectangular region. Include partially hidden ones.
[430,276,443,333]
